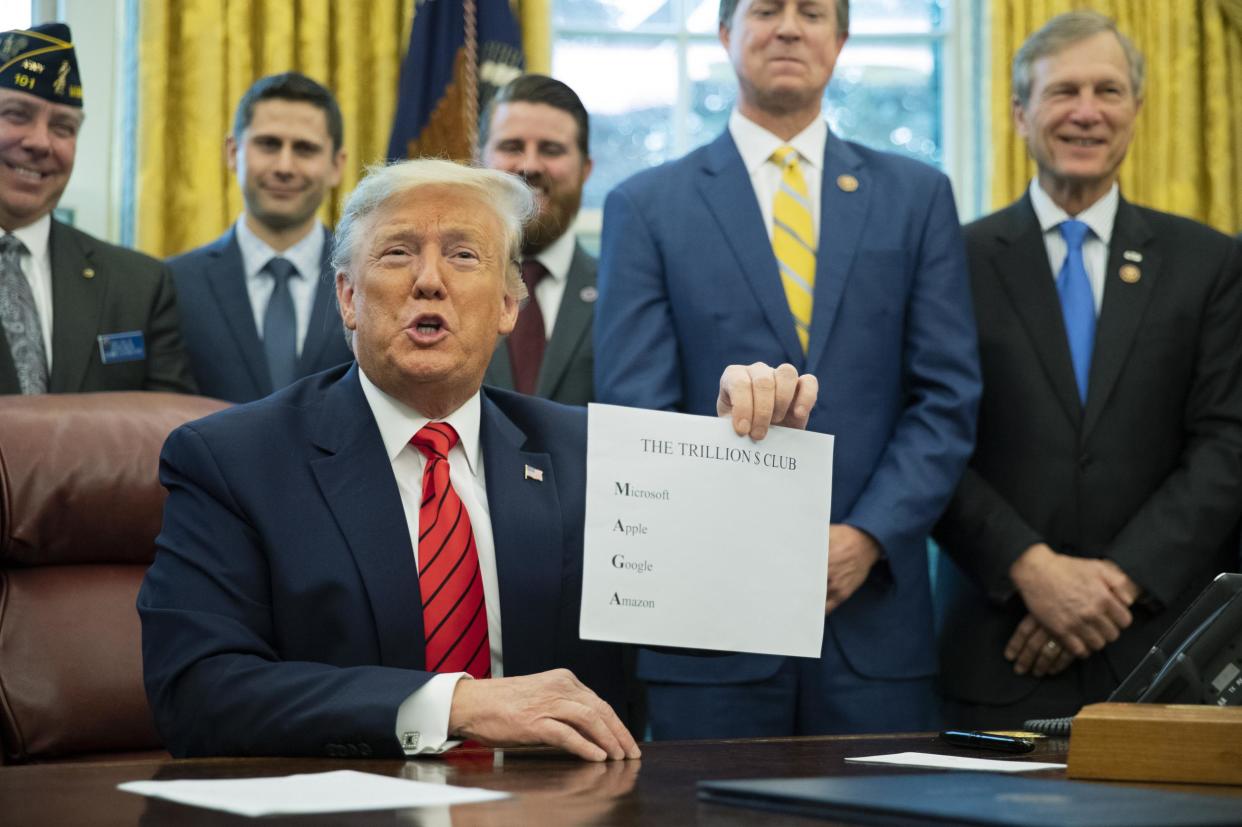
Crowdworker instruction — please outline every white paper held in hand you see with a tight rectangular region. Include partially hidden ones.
[581,403,833,658]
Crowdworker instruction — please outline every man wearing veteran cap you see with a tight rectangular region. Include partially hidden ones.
[933,11,1242,728]
[0,23,194,395]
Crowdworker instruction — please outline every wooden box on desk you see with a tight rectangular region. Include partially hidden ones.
[1067,703,1242,785]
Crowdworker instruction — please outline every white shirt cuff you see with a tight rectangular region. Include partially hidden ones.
[396,673,470,755]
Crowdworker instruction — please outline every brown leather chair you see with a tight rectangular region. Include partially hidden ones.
[0,392,228,764]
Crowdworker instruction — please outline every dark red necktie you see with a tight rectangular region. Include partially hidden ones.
[411,423,490,678]
[507,259,548,395]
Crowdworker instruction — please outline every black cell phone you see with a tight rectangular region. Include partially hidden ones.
[938,730,1036,754]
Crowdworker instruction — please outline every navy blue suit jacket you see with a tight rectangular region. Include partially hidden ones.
[595,130,980,684]
[168,226,354,403]
[138,364,629,757]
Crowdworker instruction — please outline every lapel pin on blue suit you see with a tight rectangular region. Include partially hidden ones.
[1119,264,1141,284]
[82,267,94,279]
[579,285,598,303]
[836,174,859,193]
[524,464,544,482]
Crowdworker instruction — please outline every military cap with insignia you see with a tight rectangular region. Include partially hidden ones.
[0,22,83,108]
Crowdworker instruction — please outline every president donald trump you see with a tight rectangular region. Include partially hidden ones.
[139,159,816,760]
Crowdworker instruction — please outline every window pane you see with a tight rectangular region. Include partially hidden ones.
[850,0,945,34]
[553,37,678,209]
[0,6,31,29]
[684,40,942,168]
[553,0,674,30]
[827,43,942,166]
[690,0,945,34]
[686,42,736,152]
[686,0,722,34]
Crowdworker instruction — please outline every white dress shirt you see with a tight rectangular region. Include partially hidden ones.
[728,108,828,246]
[6,214,54,368]
[527,228,577,339]
[234,217,326,355]
[357,369,505,756]
[1028,179,1119,315]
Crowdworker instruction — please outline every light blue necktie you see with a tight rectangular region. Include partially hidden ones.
[262,257,298,391]
[1057,220,1095,405]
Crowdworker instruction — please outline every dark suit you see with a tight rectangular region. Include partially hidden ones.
[484,241,596,405]
[168,226,354,403]
[934,195,1242,726]
[595,129,980,736]
[0,220,195,394]
[138,364,629,757]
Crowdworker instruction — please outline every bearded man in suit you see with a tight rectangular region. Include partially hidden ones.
[479,74,597,405]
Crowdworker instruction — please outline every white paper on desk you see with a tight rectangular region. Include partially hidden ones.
[845,752,1066,773]
[580,403,833,658]
[117,770,508,817]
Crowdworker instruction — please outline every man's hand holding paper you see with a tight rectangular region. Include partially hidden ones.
[582,364,833,658]
[717,361,818,438]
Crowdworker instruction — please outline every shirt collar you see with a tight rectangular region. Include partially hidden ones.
[1028,179,1119,246]
[357,367,482,477]
[728,108,827,175]
[7,213,51,258]
[529,228,576,285]
[235,216,326,283]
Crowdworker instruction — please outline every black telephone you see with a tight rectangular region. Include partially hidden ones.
[1024,572,1242,735]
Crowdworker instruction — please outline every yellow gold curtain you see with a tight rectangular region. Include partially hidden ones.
[518,0,551,74]
[991,0,1241,233]
[137,1,415,259]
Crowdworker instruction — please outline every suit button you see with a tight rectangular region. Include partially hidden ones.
[1078,453,1094,470]
[358,743,373,757]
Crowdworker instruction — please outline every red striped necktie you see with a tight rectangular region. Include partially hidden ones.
[411,422,491,679]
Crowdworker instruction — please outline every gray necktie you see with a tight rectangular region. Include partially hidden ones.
[0,234,49,394]
[262,257,298,391]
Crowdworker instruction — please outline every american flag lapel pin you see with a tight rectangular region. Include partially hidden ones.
[524,464,544,482]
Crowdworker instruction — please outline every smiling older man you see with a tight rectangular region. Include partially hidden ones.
[138,158,817,760]
[0,22,193,395]
[933,10,1242,729]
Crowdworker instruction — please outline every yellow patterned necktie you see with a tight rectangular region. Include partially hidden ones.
[771,145,816,353]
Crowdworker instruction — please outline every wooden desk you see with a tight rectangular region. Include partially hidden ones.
[0,733,1080,826]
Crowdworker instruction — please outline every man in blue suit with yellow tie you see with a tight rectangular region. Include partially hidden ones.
[169,73,354,402]
[595,0,981,737]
